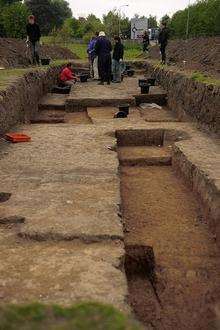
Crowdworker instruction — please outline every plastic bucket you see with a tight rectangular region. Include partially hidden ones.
[139,79,148,87]
[141,85,150,94]
[119,104,130,115]
[114,111,128,118]
[80,74,89,83]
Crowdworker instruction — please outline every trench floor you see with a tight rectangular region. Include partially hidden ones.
[0,75,219,327]
[121,165,220,330]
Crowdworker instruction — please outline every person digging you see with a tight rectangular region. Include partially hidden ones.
[60,63,78,86]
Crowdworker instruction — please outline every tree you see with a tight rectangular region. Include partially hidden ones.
[161,14,171,25]
[25,0,72,34]
[50,0,72,29]
[148,15,158,28]
[1,2,30,38]
[103,10,120,37]
[169,0,220,38]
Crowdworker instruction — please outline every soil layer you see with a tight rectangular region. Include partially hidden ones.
[121,165,220,330]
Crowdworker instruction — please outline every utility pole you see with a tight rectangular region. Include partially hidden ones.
[118,4,129,36]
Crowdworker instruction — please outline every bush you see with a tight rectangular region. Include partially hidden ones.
[1,2,30,38]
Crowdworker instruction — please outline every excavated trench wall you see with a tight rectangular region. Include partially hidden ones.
[0,65,64,135]
[132,61,220,135]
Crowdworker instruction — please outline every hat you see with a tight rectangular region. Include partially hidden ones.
[99,31,105,37]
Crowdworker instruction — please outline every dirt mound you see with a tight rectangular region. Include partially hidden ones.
[0,38,79,68]
[149,37,220,78]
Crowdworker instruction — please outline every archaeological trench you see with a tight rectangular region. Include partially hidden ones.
[0,60,220,329]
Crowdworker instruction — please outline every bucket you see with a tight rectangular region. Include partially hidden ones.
[126,64,131,71]
[114,111,128,118]
[127,69,135,77]
[146,78,156,86]
[80,74,89,83]
[41,58,50,66]
[141,85,150,94]
[119,104,130,115]
[139,79,148,87]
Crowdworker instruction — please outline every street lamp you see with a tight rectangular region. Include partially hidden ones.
[186,0,190,39]
[118,4,129,36]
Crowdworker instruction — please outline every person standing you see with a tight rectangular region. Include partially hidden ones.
[87,36,97,78]
[26,15,41,65]
[142,31,150,53]
[112,36,124,83]
[158,22,169,64]
[87,32,99,79]
[94,31,112,85]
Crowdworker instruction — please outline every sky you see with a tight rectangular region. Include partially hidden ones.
[69,0,196,19]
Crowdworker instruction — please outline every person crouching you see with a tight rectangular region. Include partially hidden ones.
[60,63,77,86]
[112,36,124,83]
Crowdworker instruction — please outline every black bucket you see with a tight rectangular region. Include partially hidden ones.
[139,79,148,87]
[80,74,89,83]
[126,64,131,71]
[141,84,150,94]
[41,58,51,66]
[127,69,135,77]
[119,104,130,115]
[114,111,128,118]
[146,78,156,86]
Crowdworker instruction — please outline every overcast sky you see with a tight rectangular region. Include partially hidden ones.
[69,0,196,19]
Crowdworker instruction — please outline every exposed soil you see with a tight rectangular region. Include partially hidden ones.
[148,37,220,79]
[120,164,220,330]
[0,38,78,68]
[32,109,93,124]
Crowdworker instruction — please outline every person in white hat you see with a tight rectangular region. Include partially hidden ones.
[94,32,112,85]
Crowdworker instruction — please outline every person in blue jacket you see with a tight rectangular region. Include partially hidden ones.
[87,32,98,78]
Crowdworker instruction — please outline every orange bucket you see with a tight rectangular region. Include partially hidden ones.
[5,133,31,143]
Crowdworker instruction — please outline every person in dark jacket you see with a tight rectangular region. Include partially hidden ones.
[26,15,41,65]
[158,22,169,64]
[142,31,150,52]
[112,36,124,83]
[94,31,112,85]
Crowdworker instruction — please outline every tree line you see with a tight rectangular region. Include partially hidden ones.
[168,0,220,38]
[0,0,219,40]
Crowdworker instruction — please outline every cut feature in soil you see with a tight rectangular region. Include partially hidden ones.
[0,192,11,203]
[125,245,155,279]
[118,146,172,166]
[32,110,93,125]
[118,129,220,329]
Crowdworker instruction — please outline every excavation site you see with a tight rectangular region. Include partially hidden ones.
[0,59,219,330]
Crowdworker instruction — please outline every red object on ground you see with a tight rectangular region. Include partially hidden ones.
[5,133,31,143]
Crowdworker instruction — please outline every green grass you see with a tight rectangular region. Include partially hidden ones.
[0,61,70,90]
[0,68,33,90]
[41,36,143,61]
[0,302,142,330]
[191,71,220,86]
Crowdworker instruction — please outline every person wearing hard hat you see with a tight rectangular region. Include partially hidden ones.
[94,31,112,85]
